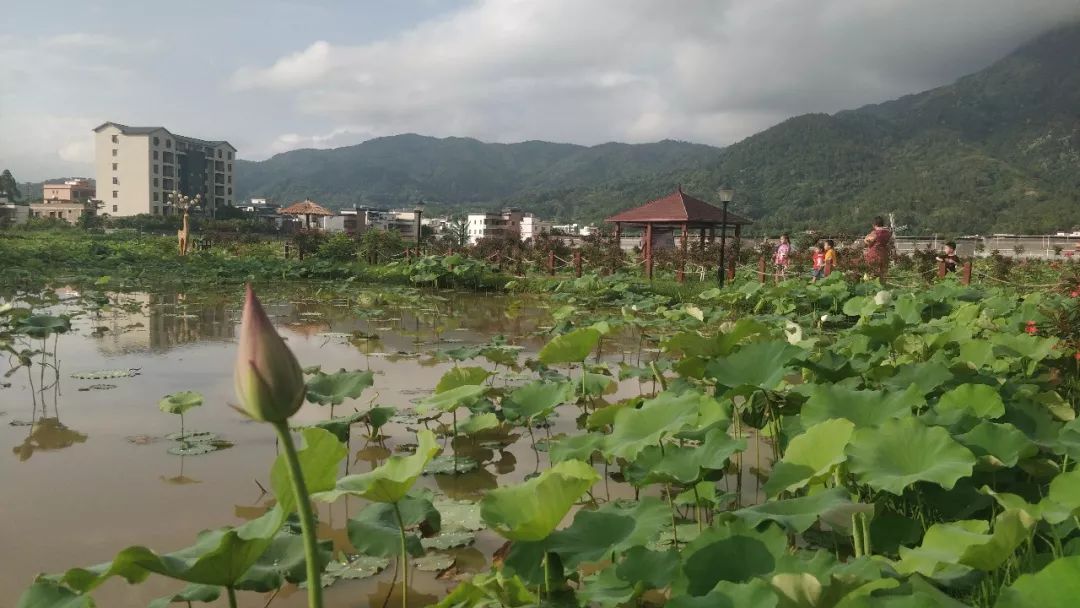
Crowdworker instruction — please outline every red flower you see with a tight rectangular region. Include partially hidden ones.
[1072,290,1079,298]
[1074,351,1080,361]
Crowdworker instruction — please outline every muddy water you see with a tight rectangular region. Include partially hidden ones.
[0,286,769,607]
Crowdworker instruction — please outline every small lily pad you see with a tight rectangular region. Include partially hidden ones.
[165,431,218,443]
[424,455,479,475]
[71,369,139,380]
[413,553,455,571]
[304,554,390,588]
[167,440,233,456]
[77,384,117,392]
[126,434,162,445]
[421,531,476,550]
[433,498,486,532]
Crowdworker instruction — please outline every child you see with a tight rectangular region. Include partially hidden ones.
[824,239,837,275]
[773,234,792,281]
[936,241,959,272]
[811,243,826,282]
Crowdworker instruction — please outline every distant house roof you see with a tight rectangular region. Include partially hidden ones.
[605,186,753,225]
[280,199,333,216]
[93,122,236,151]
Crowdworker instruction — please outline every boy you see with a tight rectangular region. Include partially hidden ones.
[811,243,826,282]
[936,241,959,273]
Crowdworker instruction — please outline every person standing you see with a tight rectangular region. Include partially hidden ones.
[864,217,892,279]
[811,243,826,282]
[936,241,960,273]
[773,233,792,282]
[824,239,838,275]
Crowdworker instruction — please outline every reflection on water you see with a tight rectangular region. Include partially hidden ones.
[13,417,88,461]
[94,292,236,354]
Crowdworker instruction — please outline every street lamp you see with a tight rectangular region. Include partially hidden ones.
[414,200,425,252]
[717,185,734,286]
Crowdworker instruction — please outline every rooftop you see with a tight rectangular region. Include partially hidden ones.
[93,122,236,151]
[605,186,753,226]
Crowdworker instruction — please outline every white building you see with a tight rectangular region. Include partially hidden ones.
[93,122,236,217]
[466,209,524,244]
[520,214,553,241]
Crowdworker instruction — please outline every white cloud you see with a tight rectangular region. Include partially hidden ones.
[267,126,375,155]
[232,0,1080,148]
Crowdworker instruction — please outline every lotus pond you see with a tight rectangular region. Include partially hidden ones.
[7,273,1080,608]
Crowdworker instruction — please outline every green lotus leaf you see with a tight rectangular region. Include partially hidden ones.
[800,384,923,427]
[605,390,708,461]
[957,421,1037,468]
[305,369,374,406]
[16,579,95,608]
[958,341,995,369]
[433,498,485,532]
[70,369,138,380]
[45,505,286,592]
[421,531,475,550]
[764,419,855,496]
[347,493,440,558]
[16,315,71,338]
[413,553,455,572]
[995,555,1080,608]
[667,579,778,608]
[147,583,220,608]
[311,554,390,587]
[734,488,858,533]
[574,372,618,397]
[316,429,440,503]
[480,459,599,541]
[846,417,975,495]
[538,327,600,364]
[586,398,640,429]
[293,407,395,443]
[881,361,953,395]
[626,429,746,486]
[991,333,1058,365]
[547,497,669,568]
[502,381,570,422]
[235,529,333,591]
[933,383,1005,425]
[435,571,537,608]
[1044,469,1080,524]
[417,384,486,414]
[616,546,679,591]
[271,427,346,514]
[897,510,1035,578]
[458,412,499,435]
[577,566,638,607]
[673,520,787,596]
[423,455,479,475]
[436,366,491,393]
[549,432,607,463]
[705,340,804,389]
[158,391,204,416]
[842,296,879,318]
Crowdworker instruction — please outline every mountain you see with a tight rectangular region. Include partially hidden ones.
[234,22,1080,234]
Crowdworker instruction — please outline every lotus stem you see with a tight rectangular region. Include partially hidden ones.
[226,587,237,608]
[543,552,552,598]
[271,421,324,608]
[392,501,409,608]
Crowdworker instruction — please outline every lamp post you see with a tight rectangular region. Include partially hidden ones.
[414,200,425,254]
[717,185,734,286]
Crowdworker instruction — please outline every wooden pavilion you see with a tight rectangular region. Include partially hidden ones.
[280,199,333,230]
[605,186,753,280]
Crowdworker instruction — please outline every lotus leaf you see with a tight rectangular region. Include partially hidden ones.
[417,384,486,415]
[413,553,455,572]
[734,488,859,533]
[458,412,499,435]
[16,579,95,608]
[933,383,1005,424]
[549,432,607,463]
[312,554,390,587]
[705,340,804,390]
[764,418,855,496]
[435,571,537,608]
[897,510,1035,577]
[433,498,485,531]
[547,497,669,568]
[347,493,440,557]
[158,391,204,415]
[995,555,1080,608]
[799,384,922,428]
[538,327,600,364]
[424,455,479,475]
[421,531,475,550]
[605,390,709,461]
[316,429,439,503]
[271,427,346,514]
[957,421,1037,468]
[502,381,569,422]
[436,366,491,393]
[235,530,333,591]
[71,369,138,380]
[673,521,787,596]
[667,579,778,608]
[16,315,71,338]
[147,583,220,608]
[480,459,599,541]
[846,417,975,495]
[305,369,375,406]
[616,546,680,590]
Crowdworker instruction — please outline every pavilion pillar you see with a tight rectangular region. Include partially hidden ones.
[679,223,688,283]
[708,227,715,244]
[614,222,622,243]
[699,228,706,246]
[645,223,654,281]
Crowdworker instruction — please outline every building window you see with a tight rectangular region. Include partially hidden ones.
[227,163,232,172]
[227,187,232,195]
[217,150,222,158]
[153,178,159,187]
[153,136,160,146]
[112,149,118,157]
[112,177,118,185]
[111,135,119,143]
[153,150,158,160]
[163,179,173,190]
[112,205,118,212]
[227,175,232,184]
[112,191,118,198]
[228,152,233,160]
[112,162,118,170]
[153,192,158,201]
[153,164,158,174]
[165,139,172,148]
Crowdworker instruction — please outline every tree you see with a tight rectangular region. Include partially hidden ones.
[0,169,20,202]
[443,216,469,248]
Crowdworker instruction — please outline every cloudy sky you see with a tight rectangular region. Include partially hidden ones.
[3,0,1079,181]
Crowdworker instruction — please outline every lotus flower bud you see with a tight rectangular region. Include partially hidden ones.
[234,285,305,422]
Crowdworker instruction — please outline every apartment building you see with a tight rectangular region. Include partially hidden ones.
[466,208,524,244]
[93,122,236,217]
[520,214,552,241]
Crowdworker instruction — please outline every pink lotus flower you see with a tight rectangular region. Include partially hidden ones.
[233,284,305,422]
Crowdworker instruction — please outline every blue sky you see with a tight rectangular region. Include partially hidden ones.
[3,0,1079,180]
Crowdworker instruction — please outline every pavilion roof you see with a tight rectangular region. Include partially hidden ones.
[605,187,753,225]
[280,199,333,216]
